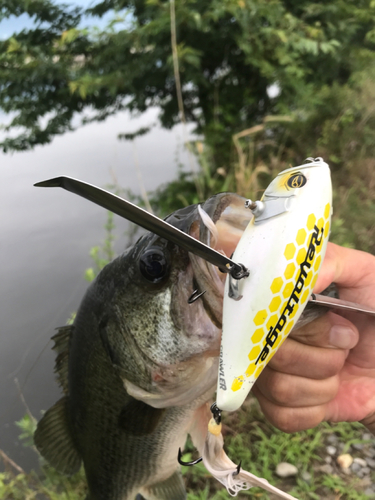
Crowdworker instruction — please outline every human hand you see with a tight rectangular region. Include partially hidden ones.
[252,242,375,434]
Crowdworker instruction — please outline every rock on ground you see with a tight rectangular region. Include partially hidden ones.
[275,462,298,478]
[337,454,353,469]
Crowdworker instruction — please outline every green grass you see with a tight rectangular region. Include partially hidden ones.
[1,396,374,499]
[182,397,374,500]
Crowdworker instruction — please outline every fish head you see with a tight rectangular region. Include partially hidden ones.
[99,193,252,407]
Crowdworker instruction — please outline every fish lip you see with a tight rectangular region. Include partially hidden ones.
[198,192,253,260]
[188,193,252,326]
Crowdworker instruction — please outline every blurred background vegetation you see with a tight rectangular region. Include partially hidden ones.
[2,0,375,253]
[1,0,375,498]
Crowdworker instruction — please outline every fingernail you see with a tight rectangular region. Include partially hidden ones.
[329,325,355,349]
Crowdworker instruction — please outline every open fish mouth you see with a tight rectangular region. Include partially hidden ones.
[188,193,253,328]
[197,193,253,257]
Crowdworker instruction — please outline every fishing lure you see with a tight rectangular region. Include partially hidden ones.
[217,157,332,412]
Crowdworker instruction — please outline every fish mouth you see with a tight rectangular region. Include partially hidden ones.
[135,194,253,404]
[121,193,253,404]
[188,193,253,328]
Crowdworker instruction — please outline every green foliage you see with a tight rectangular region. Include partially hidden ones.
[118,125,154,141]
[152,66,375,252]
[279,66,375,253]
[0,468,87,500]
[2,0,375,168]
[2,0,375,254]
[2,395,373,499]
[0,467,87,499]
[182,397,374,500]
[0,414,87,499]
[15,413,37,448]
[150,115,293,217]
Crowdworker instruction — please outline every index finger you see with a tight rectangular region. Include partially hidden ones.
[314,243,375,306]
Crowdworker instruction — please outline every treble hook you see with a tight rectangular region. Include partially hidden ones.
[187,289,206,304]
[234,460,242,476]
[177,448,203,466]
[177,449,242,473]
[177,403,221,467]
[178,402,241,471]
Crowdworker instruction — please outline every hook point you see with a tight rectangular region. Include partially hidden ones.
[234,460,242,476]
[177,448,203,466]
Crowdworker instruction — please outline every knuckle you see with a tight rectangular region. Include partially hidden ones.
[266,372,295,406]
[269,407,324,434]
[270,341,290,367]
[317,354,345,379]
[321,375,340,401]
[271,408,300,434]
[270,338,301,371]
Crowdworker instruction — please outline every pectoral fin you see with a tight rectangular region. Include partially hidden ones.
[118,399,165,436]
[139,470,186,500]
[52,325,73,395]
[34,397,81,475]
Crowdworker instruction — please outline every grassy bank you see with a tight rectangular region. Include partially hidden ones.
[1,397,374,499]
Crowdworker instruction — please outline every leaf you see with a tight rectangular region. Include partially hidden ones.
[276,30,287,44]
[78,84,87,100]
[84,268,96,282]
[118,126,153,141]
[6,37,21,53]
[61,28,81,44]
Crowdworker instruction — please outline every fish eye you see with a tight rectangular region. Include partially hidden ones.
[139,247,169,283]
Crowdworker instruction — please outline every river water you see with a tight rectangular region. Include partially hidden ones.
[0,108,194,470]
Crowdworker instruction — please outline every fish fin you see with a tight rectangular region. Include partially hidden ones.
[118,399,165,436]
[34,397,81,475]
[52,326,73,395]
[140,470,186,500]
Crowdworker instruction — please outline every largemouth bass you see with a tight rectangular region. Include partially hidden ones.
[34,191,328,500]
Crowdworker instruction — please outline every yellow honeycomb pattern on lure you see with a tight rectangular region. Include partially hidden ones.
[231,203,331,392]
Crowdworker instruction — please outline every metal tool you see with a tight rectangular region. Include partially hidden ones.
[35,176,249,280]
[310,293,375,317]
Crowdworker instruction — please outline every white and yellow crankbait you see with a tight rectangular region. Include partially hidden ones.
[217,157,332,412]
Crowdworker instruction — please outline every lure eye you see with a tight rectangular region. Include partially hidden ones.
[139,247,169,283]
